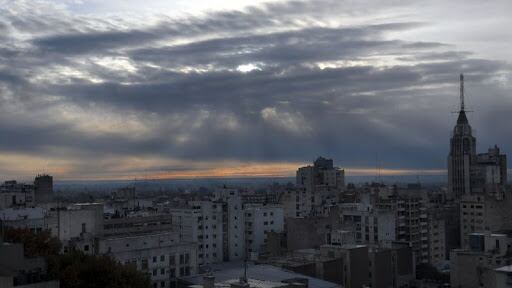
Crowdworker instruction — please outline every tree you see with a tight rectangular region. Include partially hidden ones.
[3,227,61,257]
[416,263,449,283]
[47,251,151,288]
[4,228,151,288]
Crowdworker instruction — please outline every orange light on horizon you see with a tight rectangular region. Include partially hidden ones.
[95,165,446,181]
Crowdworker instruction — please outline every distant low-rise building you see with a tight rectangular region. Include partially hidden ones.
[0,181,35,209]
[0,207,47,232]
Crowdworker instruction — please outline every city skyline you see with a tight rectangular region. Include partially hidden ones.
[1,0,512,180]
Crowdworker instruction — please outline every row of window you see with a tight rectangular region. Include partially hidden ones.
[151,266,190,277]
[127,253,191,270]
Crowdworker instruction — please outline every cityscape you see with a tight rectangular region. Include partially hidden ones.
[1,1,512,288]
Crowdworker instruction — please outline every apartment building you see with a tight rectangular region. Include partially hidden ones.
[97,231,197,288]
[244,204,284,258]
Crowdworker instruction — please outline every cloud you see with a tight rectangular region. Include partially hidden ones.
[0,0,511,179]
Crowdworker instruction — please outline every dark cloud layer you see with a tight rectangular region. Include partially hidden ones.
[0,0,511,178]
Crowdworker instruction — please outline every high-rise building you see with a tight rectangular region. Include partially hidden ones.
[34,174,53,203]
[447,74,511,248]
[448,74,476,199]
[294,157,345,217]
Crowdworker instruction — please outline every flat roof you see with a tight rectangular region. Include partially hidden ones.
[182,262,339,288]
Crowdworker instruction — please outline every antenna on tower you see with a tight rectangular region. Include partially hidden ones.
[460,73,465,111]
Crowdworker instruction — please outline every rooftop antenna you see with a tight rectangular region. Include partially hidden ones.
[452,73,473,115]
[460,73,465,112]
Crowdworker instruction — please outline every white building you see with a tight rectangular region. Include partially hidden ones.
[0,181,35,209]
[339,203,396,245]
[170,201,224,266]
[212,188,245,262]
[244,204,284,258]
[97,231,198,288]
[294,157,345,217]
[459,194,512,248]
[0,207,47,232]
[48,203,104,242]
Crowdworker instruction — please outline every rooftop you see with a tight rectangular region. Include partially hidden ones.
[182,262,339,288]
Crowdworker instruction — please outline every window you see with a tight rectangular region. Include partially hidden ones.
[160,281,165,288]
[160,268,165,275]
[142,259,148,270]
[152,269,157,276]
[160,255,165,262]
[81,223,86,233]
[169,254,175,266]
[153,256,157,263]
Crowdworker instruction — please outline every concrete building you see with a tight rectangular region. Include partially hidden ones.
[48,203,104,248]
[0,241,59,288]
[319,245,369,288]
[448,74,477,199]
[427,213,445,267]
[375,191,430,266]
[459,195,512,248]
[0,181,35,209]
[0,207,47,232]
[97,231,198,288]
[34,175,53,204]
[103,214,175,236]
[339,202,396,245]
[450,231,512,288]
[330,230,356,246]
[295,157,345,217]
[368,244,415,288]
[286,211,342,251]
[213,189,246,262]
[244,204,284,258]
[170,201,224,267]
[266,243,413,288]
[471,146,508,199]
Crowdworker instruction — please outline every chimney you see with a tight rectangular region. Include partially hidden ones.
[203,275,215,288]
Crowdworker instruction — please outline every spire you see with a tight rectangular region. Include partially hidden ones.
[456,73,468,125]
[460,73,465,112]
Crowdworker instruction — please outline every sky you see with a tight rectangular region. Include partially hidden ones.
[0,0,511,181]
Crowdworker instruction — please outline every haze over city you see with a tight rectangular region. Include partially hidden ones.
[1,0,512,180]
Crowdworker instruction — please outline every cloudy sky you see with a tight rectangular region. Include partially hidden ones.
[1,0,511,181]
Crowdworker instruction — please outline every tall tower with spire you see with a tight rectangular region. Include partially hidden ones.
[448,74,476,199]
